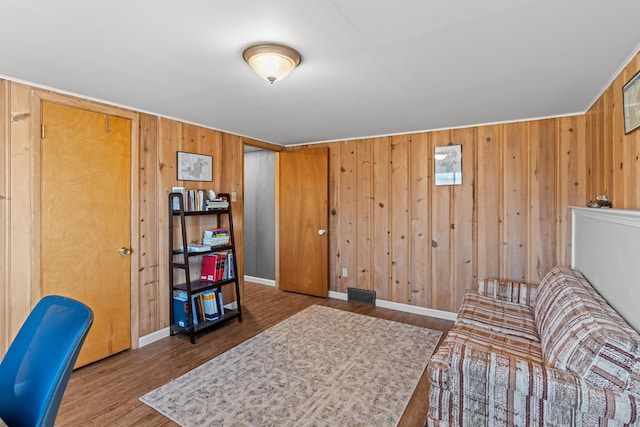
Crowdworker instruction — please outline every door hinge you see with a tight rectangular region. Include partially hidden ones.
[41,124,46,139]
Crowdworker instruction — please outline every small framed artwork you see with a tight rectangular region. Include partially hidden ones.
[434,144,462,186]
[623,70,640,134]
[176,151,213,182]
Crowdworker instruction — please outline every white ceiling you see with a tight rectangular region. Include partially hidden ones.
[2,1,640,146]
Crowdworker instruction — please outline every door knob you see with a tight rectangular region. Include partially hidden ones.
[317,229,326,236]
[118,247,132,256]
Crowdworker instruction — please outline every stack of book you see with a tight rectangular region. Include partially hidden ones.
[173,290,225,327]
[172,187,220,212]
[200,252,234,282]
[206,198,229,210]
[203,228,229,247]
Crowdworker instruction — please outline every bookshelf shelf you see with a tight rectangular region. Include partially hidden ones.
[172,277,238,293]
[171,208,231,216]
[183,309,241,334]
[171,244,234,256]
[168,192,242,344]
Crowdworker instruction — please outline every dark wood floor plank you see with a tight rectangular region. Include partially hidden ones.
[57,282,453,426]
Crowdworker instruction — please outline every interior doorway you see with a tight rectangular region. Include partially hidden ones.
[243,145,276,286]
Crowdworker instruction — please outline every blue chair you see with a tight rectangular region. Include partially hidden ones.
[0,295,93,427]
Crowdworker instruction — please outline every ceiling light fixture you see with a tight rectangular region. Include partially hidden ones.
[242,43,301,84]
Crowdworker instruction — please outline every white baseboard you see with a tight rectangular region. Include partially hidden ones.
[138,287,456,348]
[138,327,170,347]
[244,275,276,287]
[328,291,348,301]
[328,291,458,322]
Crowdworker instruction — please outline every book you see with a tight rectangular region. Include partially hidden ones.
[226,253,234,279]
[191,294,200,325]
[215,253,226,281]
[186,189,207,212]
[172,291,190,328]
[178,244,210,253]
[218,291,225,316]
[200,254,218,282]
[201,290,219,321]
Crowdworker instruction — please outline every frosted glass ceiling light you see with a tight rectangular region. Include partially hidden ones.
[243,43,301,84]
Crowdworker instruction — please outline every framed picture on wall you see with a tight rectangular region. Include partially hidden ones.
[623,70,640,134]
[434,144,462,186]
[176,151,213,181]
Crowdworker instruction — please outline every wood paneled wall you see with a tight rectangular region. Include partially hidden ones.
[2,49,640,354]
[587,51,640,209]
[0,80,245,356]
[320,116,587,312]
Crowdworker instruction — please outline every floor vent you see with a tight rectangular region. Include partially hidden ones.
[347,287,376,306]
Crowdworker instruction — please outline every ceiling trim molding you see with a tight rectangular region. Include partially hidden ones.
[285,111,586,148]
[0,73,286,149]
[586,41,640,113]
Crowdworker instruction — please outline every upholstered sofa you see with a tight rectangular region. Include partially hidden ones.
[427,266,640,426]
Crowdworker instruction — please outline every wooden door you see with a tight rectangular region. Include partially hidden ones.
[278,148,329,297]
[41,102,131,367]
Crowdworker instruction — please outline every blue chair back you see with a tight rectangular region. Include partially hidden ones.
[0,295,93,427]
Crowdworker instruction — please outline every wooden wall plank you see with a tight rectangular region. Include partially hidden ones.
[328,143,340,292]
[451,128,475,309]
[528,119,557,282]
[138,113,160,336]
[602,87,614,199]
[356,139,373,290]
[588,96,604,198]
[557,115,587,266]
[502,122,528,282]
[409,133,430,307]
[8,82,33,341]
[585,98,595,199]
[372,137,391,300]
[157,117,181,320]
[430,130,452,310]
[475,125,502,281]
[390,134,410,304]
[612,71,627,209]
[335,140,356,293]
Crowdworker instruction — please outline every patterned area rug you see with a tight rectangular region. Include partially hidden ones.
[140,305,442,426]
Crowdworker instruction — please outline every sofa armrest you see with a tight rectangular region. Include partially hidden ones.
[476,278,537,306]
[446,343,639,424]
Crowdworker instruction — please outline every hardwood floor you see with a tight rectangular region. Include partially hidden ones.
[56,282,453,426]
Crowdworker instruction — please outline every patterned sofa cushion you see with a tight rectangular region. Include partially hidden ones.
[441,322,543,365]
[458,291,540,342]
[477,278,538,307]
[534,266,640,394]
[427,319,543,392]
